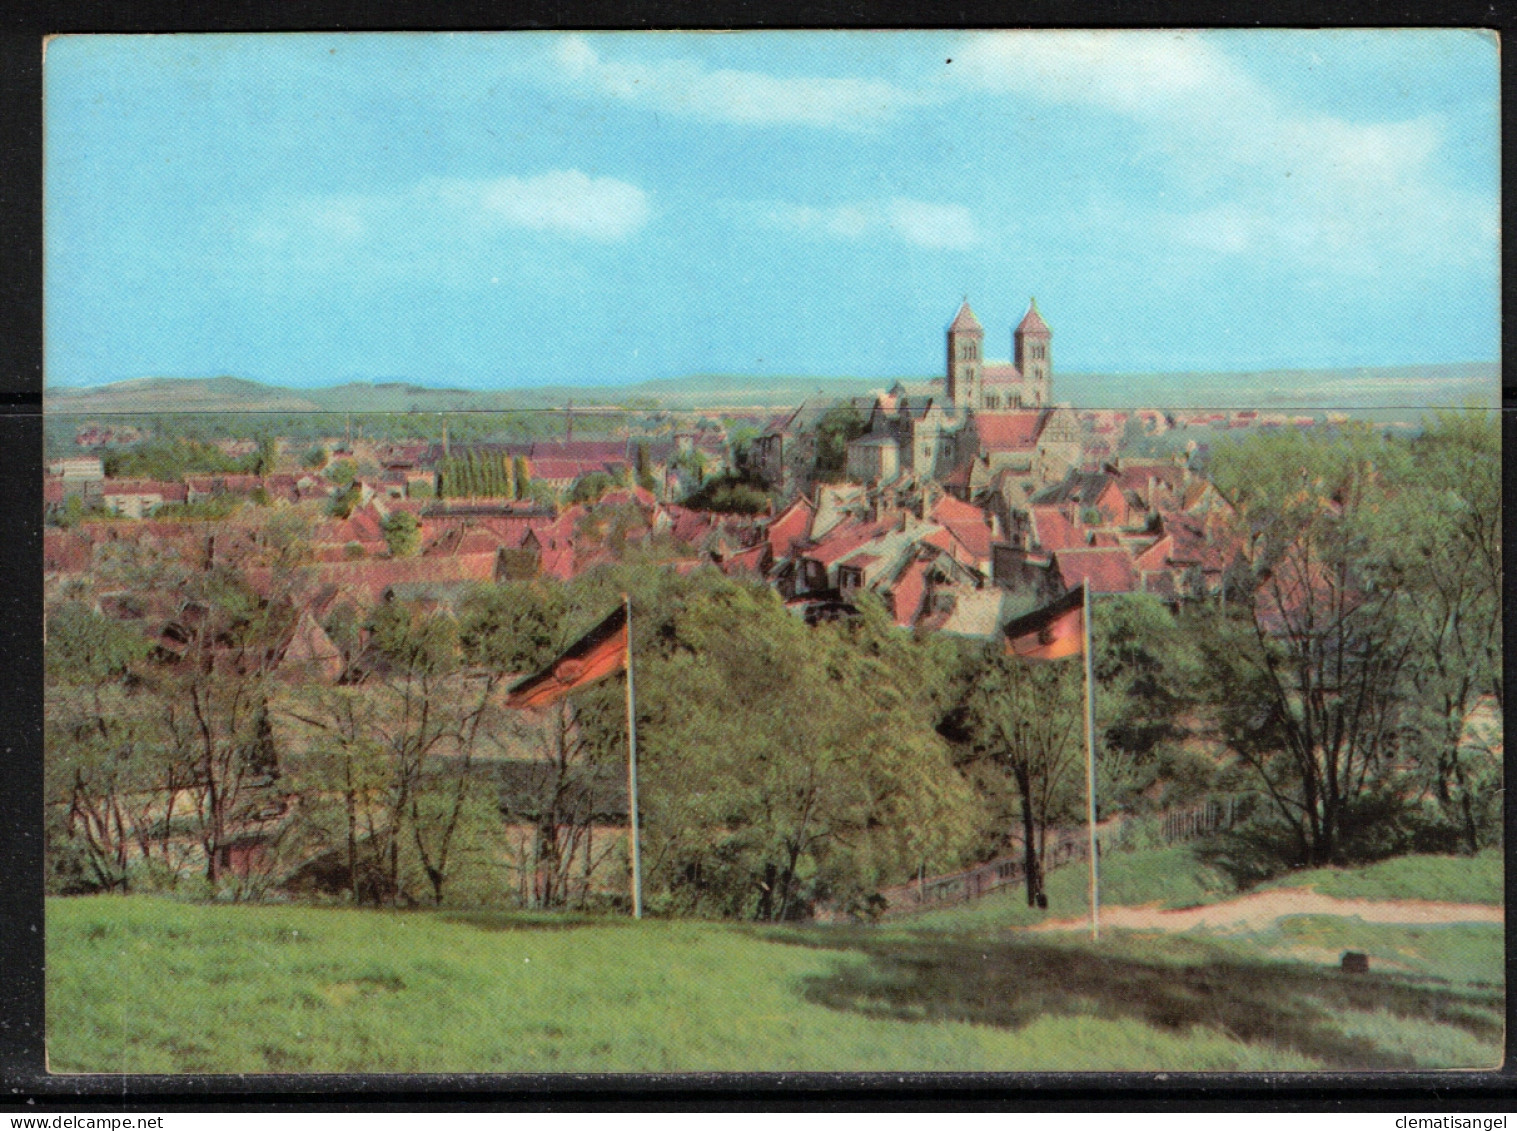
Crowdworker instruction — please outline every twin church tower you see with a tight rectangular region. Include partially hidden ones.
[945,297,1052,412]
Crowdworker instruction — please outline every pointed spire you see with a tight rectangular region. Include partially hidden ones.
[1016,297,1050,336]
[950,299,983,333]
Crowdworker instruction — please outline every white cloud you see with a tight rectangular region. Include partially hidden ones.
[257,169,649,252]
[955,30,1250,117]
[765,196,979,250]
[768,202,873,239]
[451,171,651,241]
[553,35,923,130]
[953,31,1496,276]
[238,169,650,290]
[886,199,979,250]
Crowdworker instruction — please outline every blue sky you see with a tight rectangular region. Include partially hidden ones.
[44,30,1499,389]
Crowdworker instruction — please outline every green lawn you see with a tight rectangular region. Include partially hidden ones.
[907,845,1231,932]
[47,849,1505,1075]
[1259,848,1504,906]
[910,848,1504,932]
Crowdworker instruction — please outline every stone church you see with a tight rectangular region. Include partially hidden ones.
[846,298,1081,500]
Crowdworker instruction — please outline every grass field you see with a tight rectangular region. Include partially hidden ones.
[1260,849,1505,906]
[46,849,1504,1075]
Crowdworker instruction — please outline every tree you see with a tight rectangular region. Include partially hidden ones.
[248,433,278,476]
[680,475,770,515]
[151,570,294,892]
[945,648,1084,907]
[569,472,616,504]
[671,449,708,485]
[634,442,657,493]
[284,684,390,903]
[44,605,157,893]
[1203,427,1420,872]
[612,577,980,919]
[329,483,362,519]
[289,600,509,906]
[812,402,867,482]
[727,424,761,475]
[327,459,358,487]
[54,494,86,529]
[382,510,421,557]
[1090,593,1205,811]
[1387,410,1502,852]
[458,582,625,908]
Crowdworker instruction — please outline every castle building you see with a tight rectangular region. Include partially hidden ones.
[846,298,1081,500]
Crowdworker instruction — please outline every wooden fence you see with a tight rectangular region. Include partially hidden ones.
[863,797,1242,922]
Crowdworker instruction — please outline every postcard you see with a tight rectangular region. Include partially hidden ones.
[40,30,1502,1075]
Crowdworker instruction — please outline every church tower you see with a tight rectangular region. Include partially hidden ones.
[1013,297,1052,406]
[947,299,984,411]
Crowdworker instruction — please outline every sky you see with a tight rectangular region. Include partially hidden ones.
[44,30,1500,390]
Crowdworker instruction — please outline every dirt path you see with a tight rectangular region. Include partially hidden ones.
[1030,887,1504,935]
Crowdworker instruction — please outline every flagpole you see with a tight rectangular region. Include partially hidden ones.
[623,594,644,920]
[1082,583,1100,942]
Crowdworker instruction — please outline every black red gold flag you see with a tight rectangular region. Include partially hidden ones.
[1003,585,1086,662]
[505,605,629,709]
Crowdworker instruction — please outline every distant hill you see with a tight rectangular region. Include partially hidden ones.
[45,362,1498,417]
[44,374,887,415]
[47,376,327,414]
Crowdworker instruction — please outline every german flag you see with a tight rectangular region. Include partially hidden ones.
[505,605,629,709]
[1003,586,1085,662]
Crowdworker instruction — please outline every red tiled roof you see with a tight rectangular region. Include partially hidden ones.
[1016,299,1050,336]
[930,496,994,562]
[43,480,65,505]
[766,497,815,560]
[1132,535,1173,572]
[530,441,628,463]
[1029,506,1084,552]
[668,506,717,546]
[1053,548,1136,594]
[43,530,92,573]
[889,558,930,628]
[244,551,497,603]
[719,543,769,576]
[949,301,983,333]
[523,459,588,482]
[538,547,575,580]
[974,411,1044,452]
[929,494,982,527]
[424,528,505,557]
[805,518,890,567]
[981,363,1023,383]
[1159,511,1238,574]
[1114,462,1185,494]
[922,527,956,555]
[102,478,186,499]
[346,510,385,542]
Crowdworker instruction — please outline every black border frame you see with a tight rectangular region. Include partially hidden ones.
[3,2,1514,1110]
